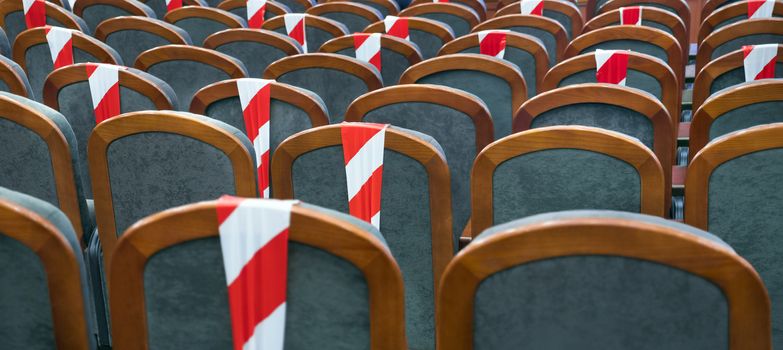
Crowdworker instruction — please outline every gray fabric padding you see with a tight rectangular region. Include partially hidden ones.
[492,148,642,224]
[473,255,728,350]
[417,12,472,37]
[81,3,153,32]
[172,16,245,47]
[104,27,191,66]
[271,21,348,53]
[709,64,783,95]
[352,0,396,17]
[559,68,663,100]
[456,45,538,96]
[0,187,97,350]
[335,47,409,85]
[712,15,750,33]
[0,27,9,56]
[417,69,513,138]
[215,40,292,78]
[146,60,237,111]
[276,0,309,13]
[505,25,557,66]
[3,12,69,45]
[707,147,783,346]
[708,101,783,141]
[582,39,669,64]
[142,0,208,18]
[0,55,33,98]
[531,103,655,150]
[711,34,783,60]
[319,12,376,34]
[276,67,372,121]
[25,45,101,103]
[410,28,449,59]
[543,9,571,39]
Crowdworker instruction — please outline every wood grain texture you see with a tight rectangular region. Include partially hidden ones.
[493,0,583,37]
[72,0,153,18]
[134,44,248,78]
[696,18,783,75]
[263,52,383,91]
[698,1,783,44]
[319,33,423,70]
[94,16,192,45]
[363,16,455,44]
[203,28,302,55]
[410,0,487,20]
[164,6,247,29]
[472,14,568,62]
[399,2,481,29]
[12,27,121,72]
[306,2,384,24]
[0,58,31,97]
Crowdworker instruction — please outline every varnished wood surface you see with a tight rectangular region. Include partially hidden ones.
[263,52,384,91]
[410,0,487,20]
[471,14,569,62]
[203,28,302,56]
[399,2,481,30]
[363,16,455,44]
[319,33,423,74]
[12,27,121,72]
[306,2,384,25]
[217,0,290,16]
[598,0,691,40]
[94,16,192,46]
[698,1,783,44]
[262,13,349,44]
[72,0,153,18]
[492,0,583,37]
[696,18,783,75]
[163,6,247,31]
[134,44,248,78]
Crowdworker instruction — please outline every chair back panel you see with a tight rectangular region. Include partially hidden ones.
[335,47,408,85]
[709,101,783,141]
[710,64,783,95]
[410,28,448,59]
[107,30,179,66]
[454,46,538,96]
[271,26,339,54]
[0,118,58,205]
[559,69,662,100]
[505,25,557,66]
[712,34,783,60]
[82,5,145,32]
[24,46,100,103]
[213,41,291,78]
[582,40,669,64]
[147,60,235,109]
[275,67,371,121]
[418,12,471,37]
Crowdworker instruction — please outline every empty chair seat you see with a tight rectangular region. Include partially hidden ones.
[0,0,89,44]
[323,0,400,17]
[109,199,406,349]
[139,0,208,19]
[438,31,548,96]
[204,29,302,78]
[364,16,454,59]
[217,0,290,21]
[135,45,248,109]
[72,0,155,33]
[320,33,422,85]
[471,126,666,235]
[440,210,770,349]
[0,55,32,98]
[398,2,479,37]
[262,14,349,53]
[686,122,783,347]
[696,18,783,74]
[164,7,246,46]
[0,187,97,349]
[306,2,383,34]
[264,53,382,121]
[410,0,486,20]
[493,0,583,40]
[272,124,453,350]
[12,26,123,102]
[472,14,568,66]
[699,0,783,44]
[400,53,526,138]
[94,16,192,66]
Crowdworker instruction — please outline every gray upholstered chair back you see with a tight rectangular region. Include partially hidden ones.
[1,5,89,45]
[0,55,33,98]
[702,82,783,142]
[205,29,302,78]
[408,24,454,59]
[308,4,383,33]
[140,0,208,19]
[709,64,783,95]
[331,42,420,85]
[711,33,783,60]
[267,16,349,55]
[97,17,193,65]
[221,1,292,20]
[409,9,476,37]
[77,0,156,32]
[474,16,564,66]
[165,8,247,46]
[581,39,669,66]
[353,0,399,17]
[276,0,312,13]
[557,66,664,101]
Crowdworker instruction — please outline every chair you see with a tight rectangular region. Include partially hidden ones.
[398,3,479,37]
[0,92,91,243]
[702,0,747,21]
[264,53,382,121]
[400,53,526,138]
[0,27,10,56]
[323,0,400,17]
[0,187,97,350]
[409,0,486,20]
[438,31,548,96]
[320,33,422,85]
[42,63,178,199]
[272,124,453,350]
[88,111,257,266]
[472,14,567,66]
[0,55,33,98]
[110,200,406,349]
[693,44,783,113]
[440,210,770,349]
[345,84,493,241]
[271,0,315,13]
[164,7,246,46]
[72,0,155,33]
[696,18,783,74]
[262,14,349,54]
[685,122,783,347]
[0,0,89,44]
[306,3,383,34]
[471,126,666,235]
[493,0,583,40]
[596,0,692,40]
[690,80,783,160]
[135,45,248,109]
[217,0,290,22]
[364,16,454,59]
[138,0,208,19]
[204,29,302,78]
[94,16,192,66]
[698,0,783,44]
[12,27,122,102]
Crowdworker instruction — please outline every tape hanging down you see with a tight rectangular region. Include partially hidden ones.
[217,196,297,350]
[743,44,777,81]
[86,63,124,124]
[23,0,46,29]
[619,6,642,25]
[237,78,274,198]
[519,0,543,15]
[748,0,775,18]
[247,0,267,28]
[595,49,629,86]
[383,16,410,41]
[478,30,508,59]
[45,26,73,69]
[284,14,307,53]
[341,123,388,229]
[354,33,382,72]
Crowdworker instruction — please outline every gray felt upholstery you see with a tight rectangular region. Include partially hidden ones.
[276,0,311,13]
[335,46,411,85]
[559,68,663,100]
[289,126,445,350]
[417,12,473,37]
[105,112,254,234]
[81,1,156,32]
[708,100,783,141]
[353,0,398,17]
[492,148,642,224]
[543,9,572,39]
[711,33,783,60]
[410,27,452,59]
[213,34,300,78]
[104,21,193,65]
[318,10,380,34]
[276,66,376,122]
[455,45,539,96]
[271,23,348,55]
[710,64,783,95]
[504,25,558,66]
[142,0,207,19]
[143,203,386,349]
[172,13,247,47]
[582,39,669,64]
[0,187,97,350]
[0,27,9,56]
[3,11,90,46]
[706,147,783,346]
[147,59,246,110]
[227,4,291,20]
[0,55,33,98]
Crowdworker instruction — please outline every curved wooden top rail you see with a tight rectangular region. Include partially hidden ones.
[698,1,783,44]
[263,52,383,91]
[493,0,583,37]
[134,44,248,78]
[598,0,691,36]
[319,33,423,65]
[203,28,302,55]
[363,16,455,44]
[12,27,121,71]
[701,0,736,21]
[399,2,481,30]
[0,58,31,97]
[164,6,246,28]
[73,0,153,18]
[323,0,399,16]
[471,14,568,62]
[697,18,783,74]
[306,2,384,24]
[410,0,486,20]
[94,16,192,45]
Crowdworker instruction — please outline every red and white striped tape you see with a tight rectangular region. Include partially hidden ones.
[217,196,296,350]
[595,49,629,85]
[86,63,124,124]
[45,26,73,69]
[166,0,182,12]
[341,123,387,228]
[284,14,307,53]
[477,30,508,59]
[519,0,543,15]
[383,16,410,41]
[354,33,381,72]
[23,0,46,29]
[748,0,775,19]
[247,0,266,29]
[237,78,274,198]
[620,6,642,25]
[743,44,777,81]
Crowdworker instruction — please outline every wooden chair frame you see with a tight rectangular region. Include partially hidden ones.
[88,111,257,269]
[262,13,349,47]
[0,199,94,349]
[263,52,383,92]
[164,7,247,32]
[217,0,290,17]
[323,0,399,16]
[271,124,454,296]
[410,0,486,20]
[399,3,481,32]
[140,0,207,9]
[692,44,783,113]
[364,16,455,45]
[471,126,666,236]
[438,31,548,95]
[306,2,384,29]
[319,33,423,76]
[72,0,153,19]
[0,58,31,97]
[0,95,87,243]
[697,18,783,74]
[698,1,783,44]
[94,16,192,46]
[493,0,584,38]
[597,0,691,40]
[269,0,315,12]
[438,213,771,349]
[689,80,783,161]
[472,14,568,62]
[701,0,738,21]
[0,0,86,34]
[110,200,407,349]
[12,27,121,72]
[134,44,248,78]
[204,28,303,59]
[190,79,331,127]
